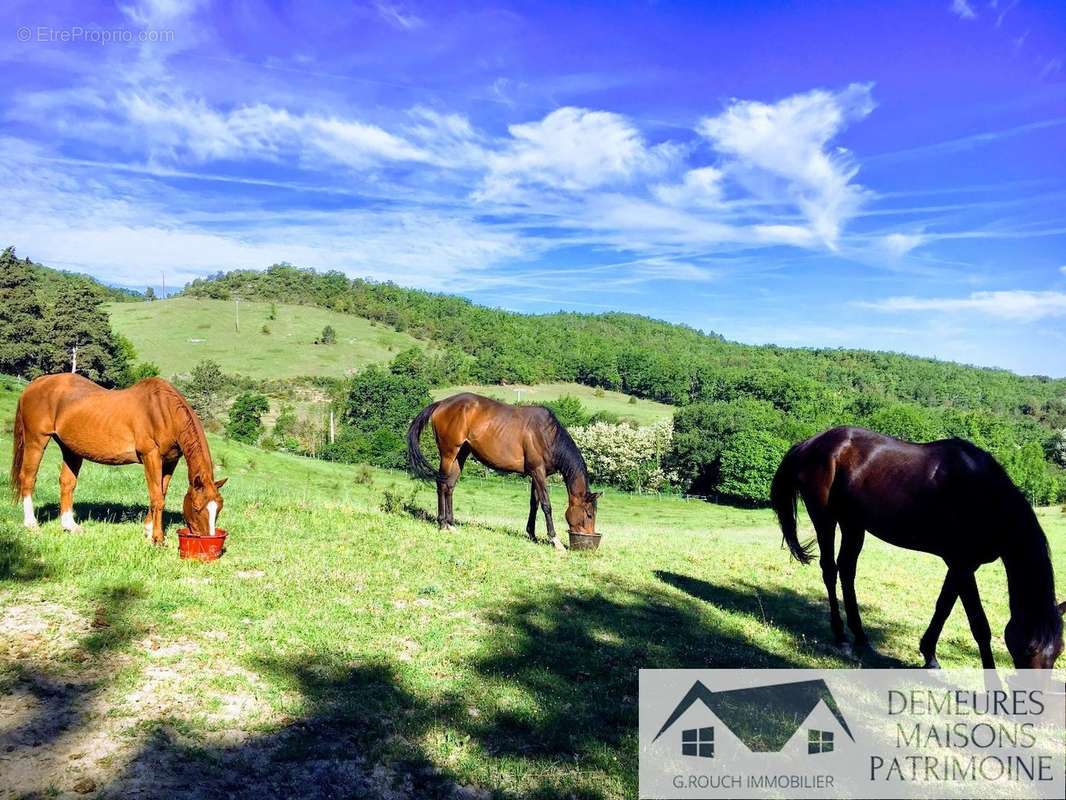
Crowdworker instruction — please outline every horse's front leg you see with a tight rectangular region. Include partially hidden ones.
[956,569,995,668]
[532,471,563,551]
[920,568,960,668]
[142,449,165,545]
[525,481,538,542]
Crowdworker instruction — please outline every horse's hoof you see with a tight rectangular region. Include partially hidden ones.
[838,642,854,657]
[63,524,84,534]
[923,659,941,670]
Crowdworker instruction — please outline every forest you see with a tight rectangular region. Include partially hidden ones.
[183,264,1066,504]
[2,252,1063,506]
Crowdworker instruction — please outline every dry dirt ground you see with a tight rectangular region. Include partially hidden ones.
[0,597,488,800]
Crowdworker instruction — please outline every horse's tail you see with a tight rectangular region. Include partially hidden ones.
[10,396,25,502]
[771,442,815,564]
[406,401,441,480]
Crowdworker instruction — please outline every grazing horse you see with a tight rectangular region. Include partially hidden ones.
[406,393,600,549]
[771,426,1064,669]
[11,373,227,543]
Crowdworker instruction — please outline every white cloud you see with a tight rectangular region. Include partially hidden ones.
[120,92,431,167]
[477,107,679,199]
[652,167,724,208]
[698,83,875,248]
[879,232,926,257]
[1060,265,1066,276]
[862,290,1066,321]
[949,0,976,20]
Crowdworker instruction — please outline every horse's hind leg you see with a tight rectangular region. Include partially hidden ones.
[837,524,868,650]
[436,445,462,530]
[58,446,83,533]
[17,432,50,529]
[809,506,847,652]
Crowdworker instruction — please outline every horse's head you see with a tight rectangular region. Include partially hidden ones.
[1005,601,1066,669]
[183,475,228,536]
[565,491,601,535]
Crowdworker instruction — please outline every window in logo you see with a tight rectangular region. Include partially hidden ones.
[682,727,714,758]
[808,729,834,754]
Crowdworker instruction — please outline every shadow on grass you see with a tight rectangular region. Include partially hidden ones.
[0,525,51,583]
[35,500,184,529]
[655,570,910,667]
[0,582,146,775]
[95,583,808,799]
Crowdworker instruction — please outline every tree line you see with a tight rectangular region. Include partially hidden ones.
[0,247,151,387]
[184,264,1066,504]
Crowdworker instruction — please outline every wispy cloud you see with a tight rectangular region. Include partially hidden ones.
[861,290,1066,321]
[374,1,424,31]
[878,232,926,257]
[949,0,977,21]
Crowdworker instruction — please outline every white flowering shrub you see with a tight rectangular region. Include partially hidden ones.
[571,420,675,492]
[1054,429,1066,468]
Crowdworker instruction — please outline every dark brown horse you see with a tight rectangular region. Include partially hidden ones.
[771,426,1064,669]
[406,393,600,549]
[11,373,227,543]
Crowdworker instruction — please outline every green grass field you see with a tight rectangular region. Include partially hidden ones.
[433,383,673,426]
[107,297,424,380]
[1,382,1064,798]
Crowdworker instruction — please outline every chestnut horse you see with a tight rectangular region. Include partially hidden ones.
[772,426,1064,669]
[406,393,600,549]
[11,373,227,543]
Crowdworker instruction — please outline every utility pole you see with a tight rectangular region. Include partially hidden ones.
[161,270,166,299]
[329,408,336,444]
[71,345,78,374]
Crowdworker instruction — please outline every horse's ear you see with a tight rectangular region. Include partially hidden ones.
[215,478,228,490]
[1057,601,1066,616]
[589,491,602,503]
[192,474,204,491]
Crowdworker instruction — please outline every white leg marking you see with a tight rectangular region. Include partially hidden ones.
[61,510,77,531]
[144,520,154,540]
[23,496,37,528]
[207,500,218,534]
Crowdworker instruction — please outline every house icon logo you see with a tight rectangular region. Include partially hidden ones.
[652,679,854,757]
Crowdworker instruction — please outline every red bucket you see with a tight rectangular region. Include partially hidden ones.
[177,528,228,561]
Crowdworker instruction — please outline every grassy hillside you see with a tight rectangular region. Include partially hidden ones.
[433,383,672,425]
[2,380,1063,798]
[108,297,425,380]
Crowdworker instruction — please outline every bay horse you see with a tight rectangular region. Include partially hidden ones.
[11,373,227,544]
[771,426,1064,669]
[406,393,600,549]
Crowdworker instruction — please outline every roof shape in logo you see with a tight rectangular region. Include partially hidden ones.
[653,679,853,752]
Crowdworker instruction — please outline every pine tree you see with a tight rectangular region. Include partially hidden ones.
[41,280,129,385]
[0,247,44,378]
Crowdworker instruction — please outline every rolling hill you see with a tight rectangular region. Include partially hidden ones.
[107,297,425,380]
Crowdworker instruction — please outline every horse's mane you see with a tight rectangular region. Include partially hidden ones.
[543,410,592,499]
[997,473,1061,651]
[145,380,214,483]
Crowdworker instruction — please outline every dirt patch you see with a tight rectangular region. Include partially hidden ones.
[1,599,472,799]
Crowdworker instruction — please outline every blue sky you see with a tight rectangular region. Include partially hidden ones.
[3,1,1065,376]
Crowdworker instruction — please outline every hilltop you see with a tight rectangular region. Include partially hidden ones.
[182,265,1066,428]
[107,297,425,381]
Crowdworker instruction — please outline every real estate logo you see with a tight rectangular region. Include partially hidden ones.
[639,669,1065,800]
